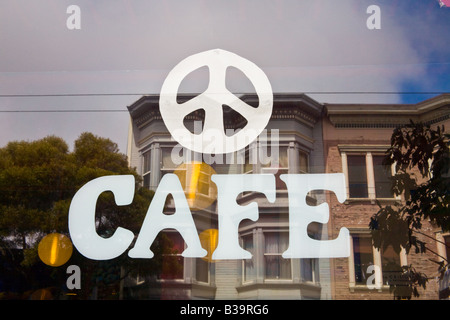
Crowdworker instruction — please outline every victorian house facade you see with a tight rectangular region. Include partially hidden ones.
[125,93,449,300]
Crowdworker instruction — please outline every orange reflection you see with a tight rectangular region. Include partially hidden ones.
[173,161,217,211]
[30,288,53,300]
[199,229,219,262]
[38,233,73,267]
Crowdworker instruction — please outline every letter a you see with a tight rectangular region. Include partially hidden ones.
[128,174,207,259]
[366,5,381,30]
[66,265,81,290]
[66,5,81,30]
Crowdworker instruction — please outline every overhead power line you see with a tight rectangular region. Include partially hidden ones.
[0,91,447,98]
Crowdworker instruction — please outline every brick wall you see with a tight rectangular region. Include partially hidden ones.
[325,136,441,300]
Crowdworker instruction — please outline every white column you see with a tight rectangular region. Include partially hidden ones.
[341,152,349,199]
[373,247,383,289]
[150,143,161,191]
[256,228,264,283]
[288,142,299,174]
[366,152,376,201]
[436,232,448,263]
[348,234,356,289]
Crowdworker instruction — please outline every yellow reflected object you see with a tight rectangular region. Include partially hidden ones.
[199,229,219,262]
[173,161,217,211]
[30,288,53,300]
[38,233,73,267]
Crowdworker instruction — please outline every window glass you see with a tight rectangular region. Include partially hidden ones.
[299,150,309,174]
[445,236,450,263]
[161,148,177,172]
[301,259,315,282]
[242,234,255,282]
[0,0,448,303]
[381,245,402,285]
[373,155,394,198]
[264,233,291,280]
[352,236,373,284]
[195,259,209,283]
[261,146,289,190]
[347,155,368,198]
[143,151,151,188]
[160,232,184,280]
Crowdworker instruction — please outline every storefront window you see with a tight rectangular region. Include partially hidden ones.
[0,1,448,303]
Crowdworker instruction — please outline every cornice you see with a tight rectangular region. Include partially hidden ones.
[128,93,323,130]
[325,94,450,128]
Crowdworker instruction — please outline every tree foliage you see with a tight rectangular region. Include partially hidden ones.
[0,133,158,299]
[369,121,449,299]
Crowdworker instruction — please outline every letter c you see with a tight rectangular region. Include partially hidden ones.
[68,175,135,260]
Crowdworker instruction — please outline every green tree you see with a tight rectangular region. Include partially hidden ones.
[369,121,449,299]
[0,133,160,299]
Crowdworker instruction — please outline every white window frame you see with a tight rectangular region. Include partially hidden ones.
[241,232,256,284]
[339,145,400,202]
[263,231,293,281]
[194,258,211,285]
[160,230,185,282]
[348,230,407,291]
[436,232,450,265]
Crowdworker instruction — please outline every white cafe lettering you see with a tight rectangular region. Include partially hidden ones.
[68,49,350,261]
[68,173,350,260]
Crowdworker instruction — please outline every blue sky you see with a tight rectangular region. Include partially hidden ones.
[0,0,449,152]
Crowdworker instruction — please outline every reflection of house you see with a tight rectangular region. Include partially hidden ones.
[323,94,450,299]
[126,93,450,300]
[127,93,327,299]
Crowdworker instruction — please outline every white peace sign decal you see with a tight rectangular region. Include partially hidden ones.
[159,49,273,154]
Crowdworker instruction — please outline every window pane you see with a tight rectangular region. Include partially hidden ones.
[445,236,450,262]
[243,235,255,282]
[162,148,177,169]
[165,232,184,254]
[265,233,291,279]
[299,151,309,173]
[160,232,184,280]
[373,155,394,198]
[143,151,151,173]
[347,155,368,198]
[161,256,184,280]
[279,147,288,169]
[265,255,291,279]
[143,173,150,189]
[265,233,289,253]
[381,245,402,285]
[196,259,209,283]
[261,146,288,168]
[353,236,373,284]
[301,259,314,282]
